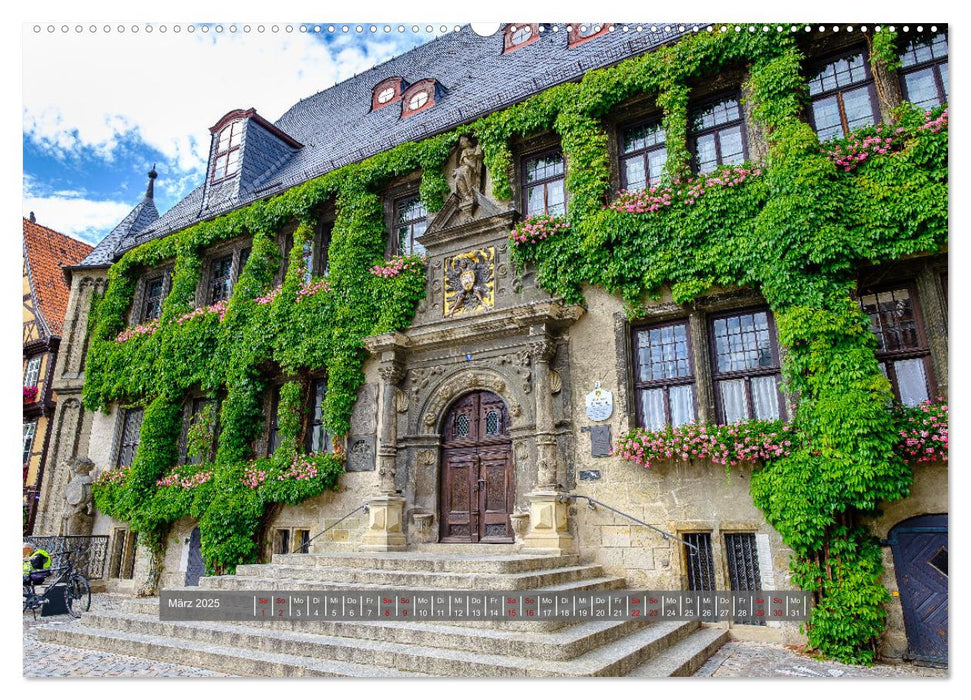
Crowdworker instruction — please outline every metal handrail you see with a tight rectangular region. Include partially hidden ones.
[290,503,370,554]
[557,494,699,554]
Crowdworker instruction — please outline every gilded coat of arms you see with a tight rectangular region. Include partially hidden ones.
[443,247,495,317]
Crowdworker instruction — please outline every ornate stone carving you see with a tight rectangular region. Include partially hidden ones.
[378,362,405,385]
[347,437,375,472]
[60,457,95,536]
[451,135,484,214]
[395,388,409,413]
[409,366,445,406]
[351,385,377,435]
[527,337,556,362]
[443,247,495,318]
[549,370,562,395]
[422,369,522,429]
[417,449,436,467]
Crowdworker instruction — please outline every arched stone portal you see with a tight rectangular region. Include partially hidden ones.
[439,390,514,543]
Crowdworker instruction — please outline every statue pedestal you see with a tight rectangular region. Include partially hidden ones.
[521,490,574,554]
[359,495,408,552]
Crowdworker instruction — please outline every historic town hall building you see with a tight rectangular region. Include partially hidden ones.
[33,23,948,673]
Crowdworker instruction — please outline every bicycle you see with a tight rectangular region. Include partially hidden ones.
[23,544,91,619]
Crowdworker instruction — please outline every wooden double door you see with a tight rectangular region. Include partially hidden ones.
[440,391,514,543]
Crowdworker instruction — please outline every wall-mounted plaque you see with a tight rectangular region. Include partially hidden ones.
[585,381,613,422]
[443,247,495,317]
[590,424,612,457]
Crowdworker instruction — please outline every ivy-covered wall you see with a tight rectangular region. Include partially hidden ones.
[85,26,946,664]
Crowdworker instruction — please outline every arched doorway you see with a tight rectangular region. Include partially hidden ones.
[439,391,514,543]
[889,513,948,665]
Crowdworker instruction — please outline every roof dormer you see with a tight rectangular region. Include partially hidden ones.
[372,77,408,111]
[204,108,303,208]
[401,80,440,118]
[502,23,540,53]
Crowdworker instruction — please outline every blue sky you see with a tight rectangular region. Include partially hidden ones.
[22,24,441,244]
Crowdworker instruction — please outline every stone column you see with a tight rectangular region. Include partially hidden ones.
[521,328,574,553]
[360,334,408,551]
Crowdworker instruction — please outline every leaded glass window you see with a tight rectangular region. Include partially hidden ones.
[807,51,879,141]
[710,310,785,424]
[633,321,696,430]
[689,97,746,174]
[621,120,667,191]
[523,150,566,216]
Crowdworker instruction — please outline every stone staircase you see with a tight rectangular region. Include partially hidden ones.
[34,550,728,677]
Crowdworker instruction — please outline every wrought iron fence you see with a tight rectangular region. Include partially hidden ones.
[24,535,109,580]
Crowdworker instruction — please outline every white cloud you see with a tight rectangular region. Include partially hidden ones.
[23,28,429,180]
[23,195,134,245]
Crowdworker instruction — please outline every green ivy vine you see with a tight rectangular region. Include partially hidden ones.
[84,25,947,665]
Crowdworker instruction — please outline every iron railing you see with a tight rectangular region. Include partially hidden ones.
[557,493,699,554]
[290,503,370,554]
[24,535,109,579]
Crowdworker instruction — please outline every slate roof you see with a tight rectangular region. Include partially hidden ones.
[101,23,700,261]
[76,190,159,267]
[23,218,94,336]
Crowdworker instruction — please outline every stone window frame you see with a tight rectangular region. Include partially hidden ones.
[708,306,787,425]
[177,396,219,466]
[108,527,138,580]
[391,193,428,256]
[520,146,568,217]
[272,527,311,554]
[676,522,767,598]
[128,265,173,326]
[630,319,699,431]
[197,239,252,307]
[280,219,333,283]
[113,406,145,469]
[618,113,668,192]
[503,23,540,53]
[688,91,749,175]
[805,46,880,142]
[897,31,949,110]
[858,281,937,406]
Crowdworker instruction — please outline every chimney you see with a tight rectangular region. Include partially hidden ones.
[29,211,36,223]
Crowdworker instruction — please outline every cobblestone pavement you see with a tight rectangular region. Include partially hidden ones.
[23,593,230,678]
[695,641,948,678]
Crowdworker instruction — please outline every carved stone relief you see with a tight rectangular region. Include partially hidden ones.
[350,385,378,436]
[443,247,495,318]
[346,436,376,472]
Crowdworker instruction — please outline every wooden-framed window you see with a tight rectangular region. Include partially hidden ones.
[689,95,747,174]
[522,149,566,216]
[632,320,696,430]
[503,23,540,53]
[179,398,216,465]
[23,356,42,387]
[899,32,949,110]
[23,420,37,465]
[709,309,786,424]
[116,407,144,468]
[282,222,331,282]
[212,120,243,183]
[267,385,282,457]
[683,532,716,592]
[807,50,879,141]
[393,196,428,256]
[620,119,667,191]
[307,378,332,453]
[401,80,437,118]
[859,285,934,406]
[372,77,406,111]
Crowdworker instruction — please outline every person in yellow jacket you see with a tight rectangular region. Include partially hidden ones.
[22,542,51,583]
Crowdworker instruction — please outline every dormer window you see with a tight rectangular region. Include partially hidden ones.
[212,120,243,183]
[568,23,610,46]
[401,80,437,118]
[503,24,540,53]
[372,77,407,111]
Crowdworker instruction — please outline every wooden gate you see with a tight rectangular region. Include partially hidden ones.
[440,391,514,543]
[889,514,948,665]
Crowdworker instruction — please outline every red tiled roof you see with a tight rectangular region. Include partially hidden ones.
[23,218,94,336]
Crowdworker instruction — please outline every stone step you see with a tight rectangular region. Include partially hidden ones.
[49,611,699,677]
[144,574,627,632]
[626,627,730,677]
[34,624,429,677]
[267,551,580,574]
[83,609,649,661]
[201,564,604,591]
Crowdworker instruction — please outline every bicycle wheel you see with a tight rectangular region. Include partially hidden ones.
[65,574,91,618]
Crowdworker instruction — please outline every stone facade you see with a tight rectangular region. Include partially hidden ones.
[32,26,948,664]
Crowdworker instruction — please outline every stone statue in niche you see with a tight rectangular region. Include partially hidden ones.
[60,457,95,536]
[451,135,484,214]
[443,247,495,317]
